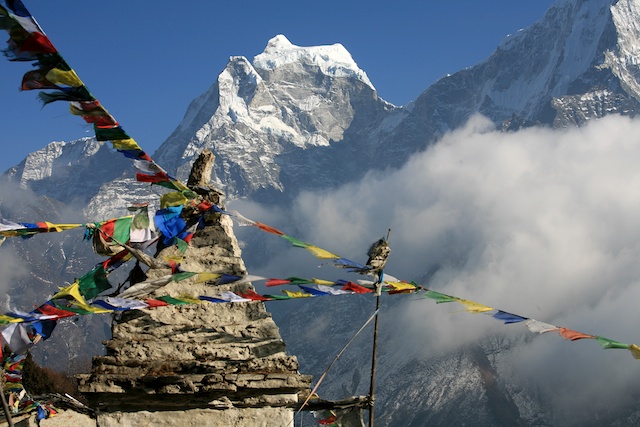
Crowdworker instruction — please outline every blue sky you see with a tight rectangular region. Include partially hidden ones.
[0,0,554,172]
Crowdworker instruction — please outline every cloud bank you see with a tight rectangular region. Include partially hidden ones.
[237,114,640,421]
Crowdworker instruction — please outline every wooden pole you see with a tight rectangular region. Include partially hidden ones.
[368,229,391,427]
[0,382,14,427]
[368,293,381,427]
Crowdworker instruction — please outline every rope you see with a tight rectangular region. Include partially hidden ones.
[286,307,379,426]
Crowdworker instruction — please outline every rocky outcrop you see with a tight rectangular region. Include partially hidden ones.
[77,152,311,425]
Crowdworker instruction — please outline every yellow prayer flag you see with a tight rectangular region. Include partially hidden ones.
[111,138,141,151]
[311,278,334,285]
[305,245,339,259]
[52,281,85,302]
[170,180,190,192]
[163,255,184,264]
[160,192,189,208]
[45,68,84,87]
[457,299,494,313]
[385,281,416,291]
[283,290,313,298]
[80,304,113,314]
[43,222,83,232]
[52,282,113,314]
[629,344,640,360]
[0,315,23,323]
[177,294,204,304]
[195,273,221,283]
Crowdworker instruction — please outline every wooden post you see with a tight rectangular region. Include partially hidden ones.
[368,229,390,427]
[368,294,381,427]
[0,382,14,427]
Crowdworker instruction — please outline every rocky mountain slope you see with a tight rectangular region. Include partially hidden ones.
[5,0,640,425]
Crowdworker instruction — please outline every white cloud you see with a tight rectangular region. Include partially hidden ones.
[238,114,640,420]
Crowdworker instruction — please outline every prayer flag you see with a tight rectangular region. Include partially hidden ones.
[145,299,170,308]
[457,299,493,313]
[595,336,630,350]
[557,328,595,341]
[157,295,191,305]
[283,290,313,299]
[525,319,558,334]
[266,278,292,287]
[77,265,111,300]
[492,311,528,324]
[423,290,457,304]
[305,245,340,259]
[256,222,284,235]
[237,290,271,301]
[1,324,33,354]
[217,291,251,303]
[629,344,640,360]
[337,281,372,294]
[297,285,330,296]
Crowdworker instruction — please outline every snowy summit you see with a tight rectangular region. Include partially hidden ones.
[253,34,374,90]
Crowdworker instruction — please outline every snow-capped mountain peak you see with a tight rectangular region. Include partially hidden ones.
[253,34,375,90]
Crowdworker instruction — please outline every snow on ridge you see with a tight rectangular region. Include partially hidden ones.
[253,34,375,90]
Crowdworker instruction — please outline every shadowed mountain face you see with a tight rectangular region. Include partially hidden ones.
[5,0,640,424]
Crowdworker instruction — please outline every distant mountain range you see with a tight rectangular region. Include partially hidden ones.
[4,0,640,425]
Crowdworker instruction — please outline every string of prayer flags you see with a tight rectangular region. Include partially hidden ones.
[3,270,640,364]
[416,284,640,360]
[230,210,375,270]
[0,220,83,238]
[0,0,188,192]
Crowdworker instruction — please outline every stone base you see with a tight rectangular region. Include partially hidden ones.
[96,407,294,427]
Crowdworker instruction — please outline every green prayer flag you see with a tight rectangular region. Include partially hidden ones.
[281,235,309,248]
[94,125,131,141]
[171,271,197,282]
[595,336,630,350]
[264,294,292,300]
[112,217,133,244]
[424,290,457,304]
[157,295,191,305]
[286,276,313,285]
[175,238,189,254]
[78,266,111,300]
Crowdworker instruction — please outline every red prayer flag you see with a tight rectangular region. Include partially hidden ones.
[319,415,337,425]
[20,32,57,55]
[102,250,130,270]
[136,172,170,183]
[197,201,213,211]
[36,303,75,319]
[81,114,118,127]
[145,299,169,308]
[557,328,595,341]
[265,278,291,287]
[255,222,284,235]
[341,281,373,294]
[237,290,272,301]
[21,69,56,90]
